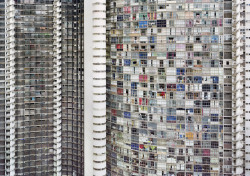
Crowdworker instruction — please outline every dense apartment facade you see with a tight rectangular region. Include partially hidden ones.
[234,0,249,175]
[106,0,234,175]
[4,0,106,175]
[0,0,5,175]
[1,0,250,176]
[232,0,244,175]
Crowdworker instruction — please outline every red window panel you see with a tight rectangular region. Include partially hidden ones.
[117,88,123,95]
[111,109,117,116]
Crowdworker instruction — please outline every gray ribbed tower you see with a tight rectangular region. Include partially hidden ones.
[4,0,106,175]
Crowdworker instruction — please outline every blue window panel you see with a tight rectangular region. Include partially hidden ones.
[149,36,155,43]
[124,112,131,118]
[131,82,138,89]
[211,35,218,43]
[131,143,139,150]
[177,84,185,91]
[111,116,117,122]
[220,125,223,132]
[211,76,219,83]
[203,125,210,132]
[194,165,202,172]
[194,76,202,83]
[176,68,185,75]
[139,21,148,28]
[117,15,123,21]
[167,116,176,121]
[124,59,131,66]
[139,52,147,59]
[186,108,194,113]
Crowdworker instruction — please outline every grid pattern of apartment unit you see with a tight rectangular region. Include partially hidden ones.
[61,1,85,175]
[4,0,86,175]
[3,0,107,175]
[106,0,233,175]
[5,0,55,175]
[0,0,4,174]
[242,0,249,175]
[232,0,245,175]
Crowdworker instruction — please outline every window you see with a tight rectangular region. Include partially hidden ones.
[157,20,166,27]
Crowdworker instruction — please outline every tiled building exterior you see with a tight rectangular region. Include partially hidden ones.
[244,0,250,174]
[0,0,5,175]
[6,0,55,174]
[107,0,233,175]
[1,0,250,175]
[235,0,249,175]
[4,0,106,175]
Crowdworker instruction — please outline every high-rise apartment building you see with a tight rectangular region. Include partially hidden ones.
[232,0,244,175]
[3,0,106,175]
[0,0,5,174]
[1,0,250,176]
[106,0,234,175]
[234,0,249,175]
